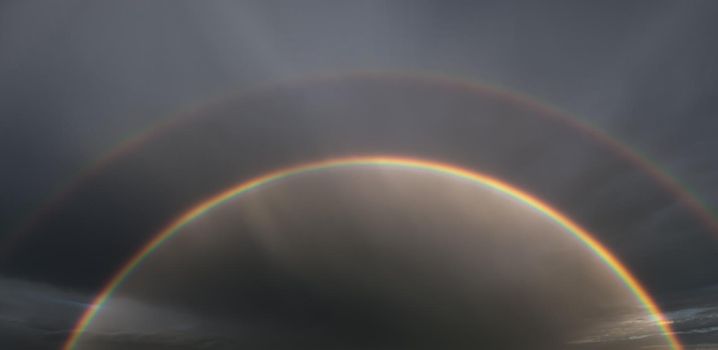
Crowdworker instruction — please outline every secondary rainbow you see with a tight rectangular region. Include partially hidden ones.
[9,72,716,260]
[63,156,683,350]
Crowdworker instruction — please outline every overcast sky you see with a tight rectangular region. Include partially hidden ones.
[1,1,718,349]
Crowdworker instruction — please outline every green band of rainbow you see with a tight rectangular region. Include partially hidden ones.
[63,156,682,350]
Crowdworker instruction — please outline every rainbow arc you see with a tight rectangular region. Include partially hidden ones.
[63,156,683,350]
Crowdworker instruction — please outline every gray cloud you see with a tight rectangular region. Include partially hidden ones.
[5,75,716,295]
[2,1,718,348]
[0,277,89,349]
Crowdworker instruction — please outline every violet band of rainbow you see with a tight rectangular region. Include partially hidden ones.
[62,156,683,350]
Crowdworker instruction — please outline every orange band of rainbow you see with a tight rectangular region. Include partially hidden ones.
[63,156,682,350]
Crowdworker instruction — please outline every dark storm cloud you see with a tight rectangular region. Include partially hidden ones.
[3,0,718,237]
[2,280,716,349]
[0,277,90,349]
[0,276,236,349]
[1,1,717,349]
[573,284,718,349]
[5,76,717,296]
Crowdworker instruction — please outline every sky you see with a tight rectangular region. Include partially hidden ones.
[1,1,718,349]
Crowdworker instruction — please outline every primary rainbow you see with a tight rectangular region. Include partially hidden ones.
[63,156,682,350]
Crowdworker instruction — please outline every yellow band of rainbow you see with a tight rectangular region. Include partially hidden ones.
[63,156,682,350]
